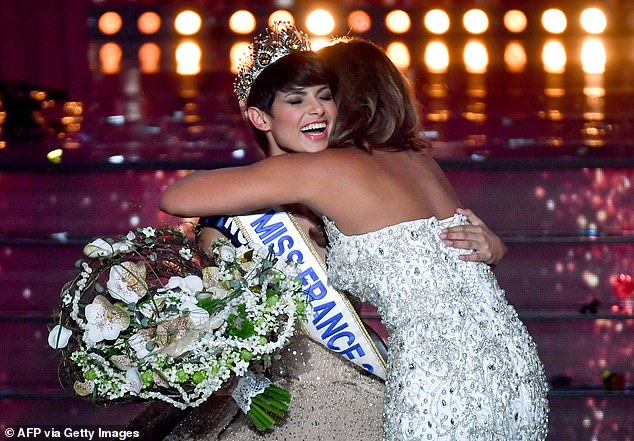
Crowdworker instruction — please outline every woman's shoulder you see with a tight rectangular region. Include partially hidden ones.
[255,148,367,177]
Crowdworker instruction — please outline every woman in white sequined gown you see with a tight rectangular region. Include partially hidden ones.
[161,38,548,440]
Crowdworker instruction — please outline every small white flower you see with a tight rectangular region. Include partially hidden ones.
[140,226,156,237]
[126,231,136,241]
[219,245,236,263]
[84,295,130,343]
[107,261,148,304]
[48,324,72,349]
[125,368,143,394]
[179,247,193,260]
[165,275,203,296]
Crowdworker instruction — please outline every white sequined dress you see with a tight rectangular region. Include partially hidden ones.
[323,214,549,441]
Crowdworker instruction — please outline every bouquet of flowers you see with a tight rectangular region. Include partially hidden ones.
[48,226,309,430]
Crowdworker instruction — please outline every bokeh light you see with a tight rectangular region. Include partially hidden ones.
[230,42,250,74]
[464,41,488,73]
[98,12,122,35]
[175,41,202,75]
[99,42,122,74]
[386,42,410,70]
[229,10,256,34]
[542,9,567,34]
[306,9,335,36]
[581,8,607,34]
[504,41,527,73]
[504,10,528,33]
[137,11,161,35]
[463,9,489,35]
[268,10,294,27]
[47,149,63,164]
[424,41,449,73]
[310,37,331,51]
[175,10,202,36]
[385,10,411,34]
[424,9,450,35]
[348,10,372,33]
[542,40,567,73]
[581,38,607,74]
[139,43,161,74]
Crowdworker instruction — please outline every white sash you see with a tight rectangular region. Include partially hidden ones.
[212,211,386,379]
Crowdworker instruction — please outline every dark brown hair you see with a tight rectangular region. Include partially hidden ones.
[246,51,335,152]
[318,39,430,152]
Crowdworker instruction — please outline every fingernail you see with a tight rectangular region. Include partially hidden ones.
[440,231,447,237]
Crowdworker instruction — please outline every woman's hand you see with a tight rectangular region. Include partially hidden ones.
[440,208,506,265]
[197,226,225,255]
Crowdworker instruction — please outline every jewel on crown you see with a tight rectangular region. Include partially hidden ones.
[233,22,312,102]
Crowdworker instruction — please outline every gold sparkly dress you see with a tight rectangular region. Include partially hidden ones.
[165,333,384,441]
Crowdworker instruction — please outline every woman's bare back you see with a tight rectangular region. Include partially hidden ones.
[307,147,460,236]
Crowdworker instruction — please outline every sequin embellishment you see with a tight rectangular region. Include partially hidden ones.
[323,215,549,441]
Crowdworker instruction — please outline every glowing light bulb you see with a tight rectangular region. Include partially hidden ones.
[542,40,567,74]
[542,9,567,34]
[504,10,527,33]
[139,43,161,74]
[175,41,202,75]
[229,10,256,34]
[268,10,294,27]
[175,10,202,36]
[385,10,411,34]
[306,9,335,36]
[99,42,122,74]
[463,9,489,35]
[310,37,331,51]
[424,9,450,35]
[504,41,527,72]
[98,12,122,35]
[464,41,488,73]
[581,8,607,34]
[581,38,606,74]
[138,12,161,35]
[348,10,371,33]
[230,42,250,74]
[424,41,449,73]
[386,42,410,70]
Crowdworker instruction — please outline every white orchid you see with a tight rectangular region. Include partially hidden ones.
[164,275,203,296]
[125,368,142,394]
[107,261,148,304]
[83,238,131,258]
[84,295,130,343]
[48,324,72,349]
[128,330,153,358]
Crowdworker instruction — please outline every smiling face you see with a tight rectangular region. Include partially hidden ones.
[249,84,337,156]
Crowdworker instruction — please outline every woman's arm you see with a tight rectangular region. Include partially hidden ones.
[440,208,507,265]
[160,154,322,218]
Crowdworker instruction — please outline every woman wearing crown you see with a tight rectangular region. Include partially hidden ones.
[164,24,519,441]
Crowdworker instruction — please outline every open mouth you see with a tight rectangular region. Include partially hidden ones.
[300,121,327,136]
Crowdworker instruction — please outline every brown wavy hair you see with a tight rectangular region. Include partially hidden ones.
[318,38,430,152]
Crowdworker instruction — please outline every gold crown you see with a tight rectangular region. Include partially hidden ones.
[233,22,312,103]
